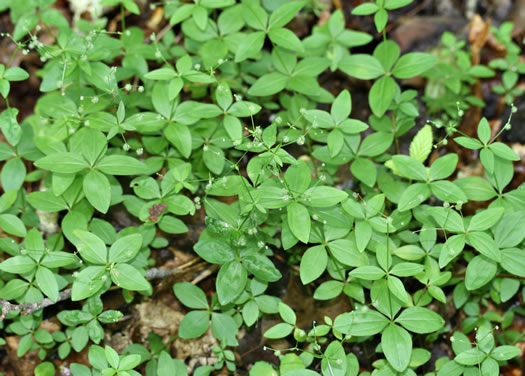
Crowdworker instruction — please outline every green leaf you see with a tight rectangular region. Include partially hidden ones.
[0,214,26,237]
[488,142,520,161]
[0,255,36,274]
[454,137,482,150]
[96,155,146,175]
[145,68,177,80]
[83,170,111,214]
[108,233,143,263]
[331,89,351,124]
[429,154,458,181]
[333,310,388,336]
[268,28,304,52]
[178,310,210,338]
[358,132,393,157]
[374,8,388,32]
[382,324,412,372]
[491,346,521,361]
[304,186,348,207]
[392,53,438,79]
[287,202,311,243]
[351,158,377,187]
[430,180,467,203]
[278,302,296,325]
[339,54,384,79]
[465,255,497,290]
[467,231,500,262]
[350,265,385,280]
[268,0,304,29]
[285,161,311,194]
[4,67,29,81]
[164,123,192,158]
[300,245,328,284]
[321,341,347,376]
[477,118,491,144]
[328,239,368,267]
[455,349,485,366]
[1,157,25,192]
[194,238,234,264]
[36,266,59,302]
[369,76,396,117]
[387,275,410,304]
[35,153,89,174]
[264,323,294,339]
[248,72,288,96]
[355,220,372,252]
[454,177,496,201]
[73,230,107,265]
[392,155,427,181]
[396,307,445,334]
[500,248,525,278]
[352,3,379,15]
[174,282,208,309]
[235,31,266,62]
[409,125,433,162]
[111,263,151,291]
[398,183,431,212]
[243,253,282,282]
[217,261,247,305]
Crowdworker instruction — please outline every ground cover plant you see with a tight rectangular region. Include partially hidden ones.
[0,0,524,375]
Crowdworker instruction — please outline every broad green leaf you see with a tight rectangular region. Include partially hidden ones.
[369,76,396,117]
[430,180,468,203]
[235,31,266,62]
[108,233,143,263]
[467,231,501,262]
[287,202,311,243]
[339,54,384,80]
[96,155,147,175]
[500,248,525,278]
[429,154,458,181]
[358,132,393,157]
[0,255,36,274]
[382,324,412,372]
[73,230,107,265]
[193,239,234,265]
[248,72,288,96]
[392,53,438,79]
[35,153,89,174]
[321,341,347,376]
[465,255,497,290]
[36,266,59,302]
[111,263,151,291]
[398,183,430,212]
[409,125,432,162]
[173,282,208,309]
[268,1,304,29]
[392,155,427,181]
[264,323,294,339]
[304,186,348,207]
[396,307,444,334]
[0,214,27,237]
[83,170,111,214]
[333,310,388,336]
[300,245,328,284]
[178,310,210,338]
[217,261,247,305]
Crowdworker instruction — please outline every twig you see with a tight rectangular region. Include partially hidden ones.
[0,260,202,320]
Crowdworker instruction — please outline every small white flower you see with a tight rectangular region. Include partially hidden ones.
[136,148,143,156]
[125,83,132,91]
[297,135,305,145]
[123,143,130,151]
[91,96,99,104]
[155,50,162,58]
[194,63,201,70]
